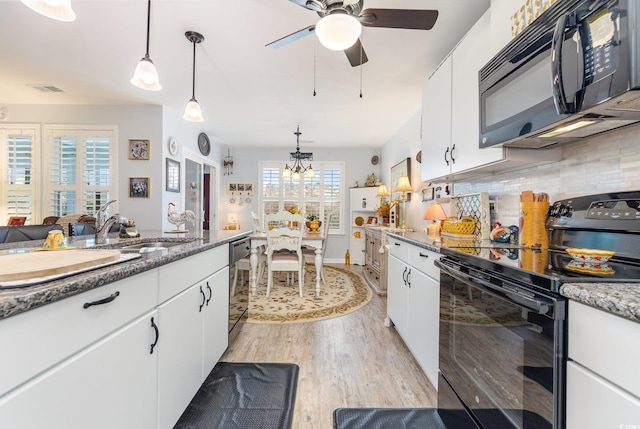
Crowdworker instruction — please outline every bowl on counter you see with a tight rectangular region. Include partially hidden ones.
[566,248,616,263]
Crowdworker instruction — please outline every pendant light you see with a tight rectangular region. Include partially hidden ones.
[183,31,204,122]
[21,0,76,22]
[131,0,161,91]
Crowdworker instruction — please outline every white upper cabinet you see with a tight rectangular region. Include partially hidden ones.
[421,9,560,183]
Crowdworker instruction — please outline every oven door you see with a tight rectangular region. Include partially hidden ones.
[435,258,566,429]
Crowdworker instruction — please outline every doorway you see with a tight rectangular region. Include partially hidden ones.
[184,156,217,234]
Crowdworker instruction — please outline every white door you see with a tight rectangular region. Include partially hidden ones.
[387,255,409,340]
[202,267,229,379]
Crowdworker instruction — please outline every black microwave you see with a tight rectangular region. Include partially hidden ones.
[479,0,640,149]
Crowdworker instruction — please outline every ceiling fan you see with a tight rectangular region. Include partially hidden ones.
[266,0,439,67]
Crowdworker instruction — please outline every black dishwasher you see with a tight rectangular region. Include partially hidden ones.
[228,236,250,344]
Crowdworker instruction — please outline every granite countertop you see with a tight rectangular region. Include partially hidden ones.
[0,229,251,320]
[386,231,640,324]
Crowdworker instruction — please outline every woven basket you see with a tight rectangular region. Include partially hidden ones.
[442,216,476,235]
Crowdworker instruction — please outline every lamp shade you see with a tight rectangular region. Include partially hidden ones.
[315,13,362,51]
[376,184,390,198]
[21,0,76,22]
[183,98,204,122]
[131,57,161,91]
[423,203,447,221]
[395,176,413,193]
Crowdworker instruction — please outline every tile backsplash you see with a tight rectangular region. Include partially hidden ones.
[453,125,640,226]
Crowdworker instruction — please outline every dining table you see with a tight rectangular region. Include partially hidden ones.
[249,231,325,296]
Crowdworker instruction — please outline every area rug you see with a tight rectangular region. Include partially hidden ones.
[230,264,372,324]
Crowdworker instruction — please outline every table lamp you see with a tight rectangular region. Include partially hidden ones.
[423,203,447,240]
[394,176,413,229]
[376,184,390,206]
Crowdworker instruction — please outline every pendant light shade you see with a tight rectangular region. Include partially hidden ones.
[131,0,161,91]
[183,31,204,122]
[21,0,76,22]
[315,13,361,51]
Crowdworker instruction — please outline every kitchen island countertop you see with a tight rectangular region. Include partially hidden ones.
[0,229,250,320]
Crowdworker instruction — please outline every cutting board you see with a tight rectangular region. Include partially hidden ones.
[0,249,122,282]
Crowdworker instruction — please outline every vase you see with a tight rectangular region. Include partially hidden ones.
[307,220,321,232]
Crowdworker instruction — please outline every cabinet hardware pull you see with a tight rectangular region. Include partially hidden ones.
[419,252,429,258]
[407,268,412,288]
[199,286,206,312]
[451,144,456,164]
[206,281,212,306]
[444,147,450,166]
[83,291,120,309]
[150,317,159,354]
[402,266,408,284]
[394,242,401,246]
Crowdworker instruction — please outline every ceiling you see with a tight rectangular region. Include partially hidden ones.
[0,0,489,149]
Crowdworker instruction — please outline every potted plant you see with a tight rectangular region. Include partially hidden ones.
[377,201,391,225]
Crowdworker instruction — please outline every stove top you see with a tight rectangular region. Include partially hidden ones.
[438,190,640,293]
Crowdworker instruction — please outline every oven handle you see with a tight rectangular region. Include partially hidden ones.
[435,259,554,316]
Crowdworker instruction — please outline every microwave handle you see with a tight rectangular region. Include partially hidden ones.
[551,13,572,114]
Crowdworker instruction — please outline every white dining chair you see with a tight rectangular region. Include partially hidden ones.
[303,213,332,285]
[265,211,305,297]
[231,211,265,296]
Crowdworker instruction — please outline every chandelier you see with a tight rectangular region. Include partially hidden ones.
[283,126,315,179]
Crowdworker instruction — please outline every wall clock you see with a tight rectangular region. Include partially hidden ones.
[371,155,379,165]
[198,132,211,156]
[168,137,179,156]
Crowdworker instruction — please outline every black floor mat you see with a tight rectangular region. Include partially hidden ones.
[174,362,299,429]
[333,408,447,429]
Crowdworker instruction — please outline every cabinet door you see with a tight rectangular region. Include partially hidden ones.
[157,284,205,429]
[407,269,440,390]
[451,10,503,173]
[421,55,452,182]
[387,255,409,340]
[0,312,158,429]
[202,267,229,378]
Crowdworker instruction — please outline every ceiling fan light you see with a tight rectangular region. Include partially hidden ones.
[183,98,204,122]
[21,0,76,22]
[315,14,362,51]
[131,57,161,91]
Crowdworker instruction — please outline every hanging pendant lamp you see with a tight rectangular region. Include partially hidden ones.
[21,0,76,22]
[183,31,204,122]
[131,0,161,91]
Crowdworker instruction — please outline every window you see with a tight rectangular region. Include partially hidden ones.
[259,162,344,234]
[44,126,117,217]
[0,126,39,224]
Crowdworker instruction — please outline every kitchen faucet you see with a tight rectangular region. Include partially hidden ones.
[96,214,128,244]
[96,200,117,231]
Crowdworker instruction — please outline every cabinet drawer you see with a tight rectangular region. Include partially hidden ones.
[388,237,409,261]
[568,301,640,398]
[0,269,157,397]
[158,246,228,303]
[408,246,440,279]
[566,361,640,429]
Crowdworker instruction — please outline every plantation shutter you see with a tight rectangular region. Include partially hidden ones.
[1,127,38,224]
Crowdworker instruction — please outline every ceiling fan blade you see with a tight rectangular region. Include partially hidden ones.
[359,9,439,30]
[344,39,369,67]
[266,25,316,49]
[288,0,323,12]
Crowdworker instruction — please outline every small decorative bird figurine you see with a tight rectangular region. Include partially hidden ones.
[167,202,196,231]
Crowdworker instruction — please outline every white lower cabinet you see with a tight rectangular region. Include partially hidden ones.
[0,311,158,429]
[566,301,640,429]
[0,244,231,429]
[387,237,440,389]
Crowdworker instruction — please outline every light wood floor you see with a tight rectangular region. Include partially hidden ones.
[220,264,437,428]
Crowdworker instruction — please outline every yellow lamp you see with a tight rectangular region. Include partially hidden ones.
[423,203,447,241]
[376,184,390,206]
[394,176,413,229]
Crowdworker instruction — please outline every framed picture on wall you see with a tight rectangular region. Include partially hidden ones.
[128,139,150,160]
[390,157,411,201]
[166,158,180,193]
[129,177,150,198]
